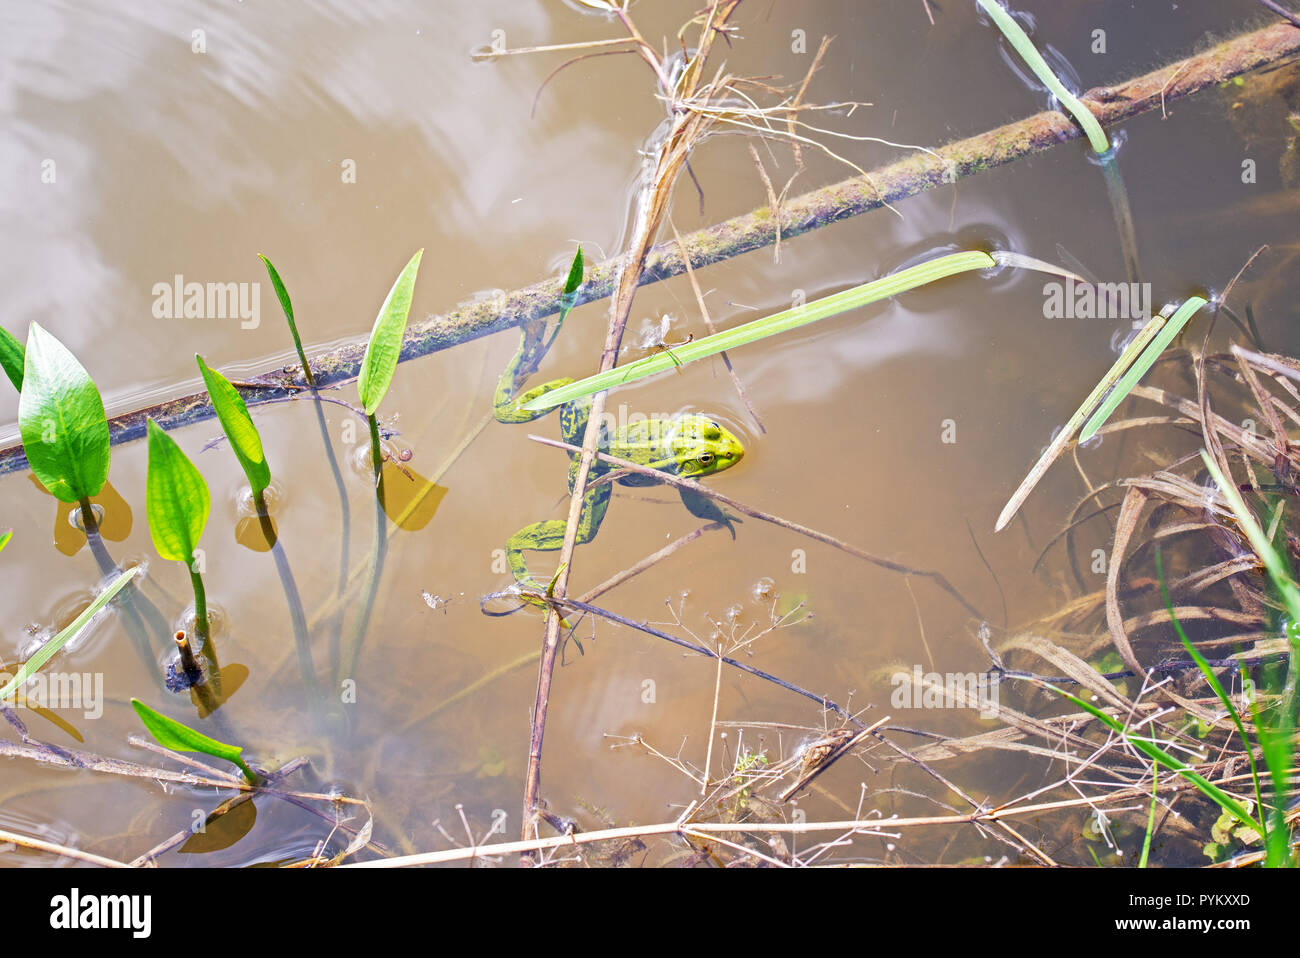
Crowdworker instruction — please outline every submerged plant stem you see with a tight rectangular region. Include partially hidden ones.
[188,566,226,703]
[1100,151,1141,285]
[77,496,168,676]
[311,391,351,672]
[341,464,388,687]
[254,490,322,708]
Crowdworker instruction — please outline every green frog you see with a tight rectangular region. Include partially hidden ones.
[493,315,745,601]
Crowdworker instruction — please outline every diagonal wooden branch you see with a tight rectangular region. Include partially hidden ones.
[5,20,1297,477]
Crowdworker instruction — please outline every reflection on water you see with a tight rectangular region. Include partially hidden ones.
[33,477,132,555]
[1,0,1297,865]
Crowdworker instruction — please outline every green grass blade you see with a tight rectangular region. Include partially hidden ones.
[1139,772,1158,868]
[1078,296,1207,442]
[130,698,258,783]
[145,418,210,563]
[1201,449,1300,865]
[0,567,138,701]
[0,325,24,392]
[995,309,1169,531]
[1053,684,1261,837]
[18,322,111,503]
[196,355,271,496]
[357,249,424,416]
[0,529,9,553]
[1155,547,1269,846]
[523,250,997,412]
[1200,450,1300,625]
[258,254,315,387]
[1251,698,1294,866]
[976,0,1110,154]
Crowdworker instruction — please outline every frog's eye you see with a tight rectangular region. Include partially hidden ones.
[698,451,715,466]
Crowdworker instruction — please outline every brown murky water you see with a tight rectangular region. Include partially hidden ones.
[2,0,1298,865]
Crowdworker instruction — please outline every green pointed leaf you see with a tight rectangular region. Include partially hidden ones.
[145,418,210,563]
[0,567,138,702]
[357,249,424,416]
[564,248,584,294]
[130,698,258,783]
[562,246,584,298]
[258,254,314,386]
[0,325,24,391]
[0,529,9,553]
[196,355,270,495]
[18,322,111,503]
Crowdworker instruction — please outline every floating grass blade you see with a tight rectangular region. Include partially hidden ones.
[18,322,111,504]
[1078,296,1207,441]
[976,0,1110,154]
[0,325,23,392]
[196,355,271,497]
[130,698,259,783]
[357,249,424,417]
[0,567,138,702]
[259,254,314,387]
[995,305,1172,532]
[523,250,1001,412]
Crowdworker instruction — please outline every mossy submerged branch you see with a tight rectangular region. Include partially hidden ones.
[2,21,1298,478]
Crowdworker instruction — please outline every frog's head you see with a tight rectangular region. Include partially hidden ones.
[660,414,745,479]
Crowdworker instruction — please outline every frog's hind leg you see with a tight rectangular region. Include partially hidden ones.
[494,321,574,425]
[495,375,576,425]
[505,485,611,590]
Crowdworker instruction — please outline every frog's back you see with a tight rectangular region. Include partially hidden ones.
[612,413,744,485]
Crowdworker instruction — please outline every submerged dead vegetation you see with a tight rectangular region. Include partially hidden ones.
[2,1,1299,869]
